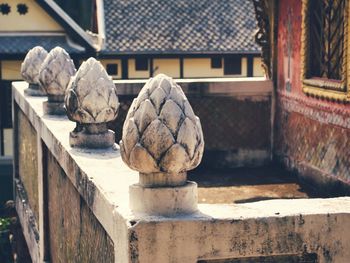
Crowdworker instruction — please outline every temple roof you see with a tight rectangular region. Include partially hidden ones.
[0,35,85,57]
[102,0,260,55]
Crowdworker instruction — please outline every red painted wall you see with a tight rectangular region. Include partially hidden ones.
[277,0,302,94]
[277,0,350,111]
[275,0,350,194]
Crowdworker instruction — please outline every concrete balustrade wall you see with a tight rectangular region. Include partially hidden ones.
[12,81,350,263]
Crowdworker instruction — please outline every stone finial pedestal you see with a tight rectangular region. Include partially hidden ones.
[69,123,115,149]
[39,47,76,115]
[120,74,204,216]
[43,95,66,115]
[21,46,48,96]
[129,181,198,216]
[65,57,120,149]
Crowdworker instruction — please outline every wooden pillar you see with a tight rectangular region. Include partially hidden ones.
[0,60,3,155]
[180,57,184,79]
[247,55,254,77]
[122,58,128,79]
[150,58,154,77]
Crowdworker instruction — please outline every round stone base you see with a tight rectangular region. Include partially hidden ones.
[69,129,115,149]
[129,181,198,216]
[24,84,46,96]
[43,101,66,115]
[139,172,187,187]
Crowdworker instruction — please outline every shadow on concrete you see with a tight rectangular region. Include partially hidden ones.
[188,164,321,204]
[188,164,300,187]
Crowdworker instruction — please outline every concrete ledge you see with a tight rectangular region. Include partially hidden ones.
[130,198,350,262]
[12,81,350,263]
[13,82,135,262]
[114,77,272,96]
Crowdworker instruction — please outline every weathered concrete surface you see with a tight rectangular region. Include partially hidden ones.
[196,183,308,204]
[13,82,350,263]
[69,128,116,149]
[17,107,39,222]
[131,198,350,263]
[198,254,317,262]
[13,81,135,262]
[129,182,198,216]
[15,178,40,263]
[47,150,114,263]
[188,165,310,204]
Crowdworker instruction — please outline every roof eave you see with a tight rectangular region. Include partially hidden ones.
[98,50,262,56]
[35,0,98,51]
[95,0,106,51]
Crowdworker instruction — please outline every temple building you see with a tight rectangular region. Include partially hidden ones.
[0,0,262,158]
[261,0,350,194]
[98,0,263,79]
[2,0,350,262]
[0,0,96,157]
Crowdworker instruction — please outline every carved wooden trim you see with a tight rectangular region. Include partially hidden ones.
[252,0,271,79]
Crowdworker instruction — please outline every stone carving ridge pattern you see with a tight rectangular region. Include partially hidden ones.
[21,46,48,84]
[65,57,120,124]
[39,47,76,96]
[120,74,204,174]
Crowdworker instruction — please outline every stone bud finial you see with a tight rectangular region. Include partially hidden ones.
[21,46,48,96]
[120,74,204,187]
[65,57,119,148]
[39,47,76,115]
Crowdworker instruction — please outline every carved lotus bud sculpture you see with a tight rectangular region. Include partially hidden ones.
[120,74,204,187]
[39,47,76,115]
[21,46,48,96]
[65,57,119,148]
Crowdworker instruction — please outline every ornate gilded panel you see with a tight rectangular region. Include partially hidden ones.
[301,0,350,102]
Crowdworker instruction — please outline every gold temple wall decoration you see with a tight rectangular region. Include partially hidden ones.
[301,0,350,102]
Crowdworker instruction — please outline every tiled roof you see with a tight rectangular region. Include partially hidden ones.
[0,35,85,56]
[102,0,260,55]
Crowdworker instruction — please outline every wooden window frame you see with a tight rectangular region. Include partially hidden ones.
[301,0,350,102]
[211,57,222,69]
[106,63,118,76]
[224,56,242,75]
[135,58,149,71]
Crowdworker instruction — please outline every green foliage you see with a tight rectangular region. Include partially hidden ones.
[0,218,11,232]
[0,217,12,263]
